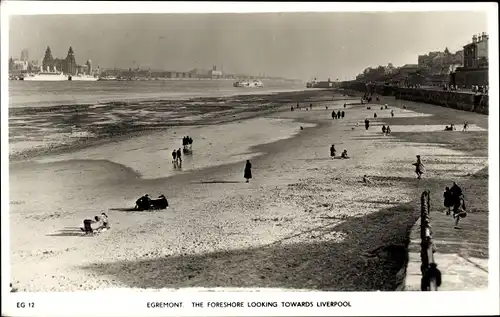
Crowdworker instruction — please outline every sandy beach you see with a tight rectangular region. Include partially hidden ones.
[9,90,488,292]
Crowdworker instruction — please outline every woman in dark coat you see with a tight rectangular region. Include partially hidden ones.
[330,144,336,158]
[244,160,252,183]
[443,187,453,215]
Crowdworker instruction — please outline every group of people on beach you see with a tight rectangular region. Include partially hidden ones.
[330,144,349,159]
[332,110,345,120]
[172,148,183,167]
[443,182,467,229]
[80,213,110,235]
[182,136,193,153]
[381,124,392,135]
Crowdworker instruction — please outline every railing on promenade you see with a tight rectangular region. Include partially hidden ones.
[420,190,442,291]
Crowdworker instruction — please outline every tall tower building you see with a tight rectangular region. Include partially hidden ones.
[65,46,77,74]
[42,46,54,70]
[21,49,29,61]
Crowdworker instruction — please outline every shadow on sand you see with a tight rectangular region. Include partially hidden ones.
[46,227,91,237]
[80,200,420,291]
[196,180,244,184]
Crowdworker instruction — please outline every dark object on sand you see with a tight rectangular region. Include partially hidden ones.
[136,194,168,211]
[150,194,169,210]
[135,194,152,210]
[244,160,252,183]
[374,113,377,118]
[364,118,370,130]
[81,219,94,234]
[380,106,384,110]
[367,106,371,110]
[300,126,304,130]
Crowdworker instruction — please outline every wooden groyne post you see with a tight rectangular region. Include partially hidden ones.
[420,190,442,291]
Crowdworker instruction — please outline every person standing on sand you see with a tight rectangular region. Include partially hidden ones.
[382,125,386,135]
[176,148,182,164]
[463,122,469,132]
[310,103,313,110]
[330,144,336,158]
[386,126,391,135]
[343,103,346,108]
[364,118,370,130]
[332,110,337,120]
[443,187,453,215]
[374,112,377,118]
[244,160,252,183]
[341,110,345,119]
[391,110,395,117]
[337,110,341,119]
[172,150,177,164]
[412,155,425,179]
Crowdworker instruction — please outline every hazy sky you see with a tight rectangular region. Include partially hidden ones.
[9,12,488,80]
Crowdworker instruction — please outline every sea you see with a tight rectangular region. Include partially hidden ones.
[8,79,310,159]
[9,79,306,109]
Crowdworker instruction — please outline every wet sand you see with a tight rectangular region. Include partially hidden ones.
[9,91,489,291]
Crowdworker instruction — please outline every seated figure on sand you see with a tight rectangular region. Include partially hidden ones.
[341,149,349,159]
[135,194,152,210]
[80,214,109,235]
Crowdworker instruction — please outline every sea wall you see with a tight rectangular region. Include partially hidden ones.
[394,88,488,115]
[339,82,488,115]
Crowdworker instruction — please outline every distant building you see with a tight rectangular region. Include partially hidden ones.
[209,65,222,78]
[463,32,488,69]
[21,49,29,62]
[65,47,77,74]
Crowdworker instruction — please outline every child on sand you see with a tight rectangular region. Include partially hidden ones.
[341,149,349,159]
[413,155,425,179]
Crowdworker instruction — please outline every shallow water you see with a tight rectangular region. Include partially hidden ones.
[35,117,317,179]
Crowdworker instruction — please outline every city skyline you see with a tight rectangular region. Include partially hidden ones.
[9,12,488,80]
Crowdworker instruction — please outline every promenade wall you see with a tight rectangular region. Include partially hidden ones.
[340,83,489,115]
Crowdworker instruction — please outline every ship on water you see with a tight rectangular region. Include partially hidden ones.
[233,79,264,88]
[22,66,68,81]
[69,73,99,81]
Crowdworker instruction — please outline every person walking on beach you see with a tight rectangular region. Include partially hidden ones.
[341,110,345,119]
[310,103,313,110]
[386,125,391,135]
[176,148,182,165]
[343,103,346,108]
[244,160,252,183]
[382,124,386,135]
[337,110,341,119]
[443,186,453,215]
[332,110,337,120]
[374,112,377,118]
[172,150,177,165]
[364,118,370,130]
[296,102,300,109]
[463,121,469,132]
[452,193,467,229]
[330,144,336,158]
[412,155,425,179]
[391,110,395,117]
